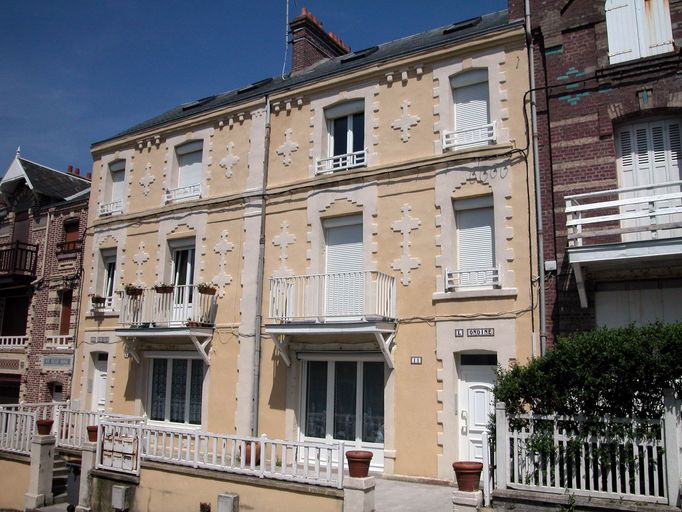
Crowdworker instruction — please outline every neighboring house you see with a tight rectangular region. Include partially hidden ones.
[0,150,90,403]
[517,0,682,346]
[72,6,536,484]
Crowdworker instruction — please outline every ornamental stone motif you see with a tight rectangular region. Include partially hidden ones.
[219,142,240,178]
[212,230,234,296]
[276,129,299,166]
[391,204,421,285]
[391,100,420,143]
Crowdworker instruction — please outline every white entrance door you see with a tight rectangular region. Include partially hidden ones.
[91,353,109,412]
[459,361,496,462]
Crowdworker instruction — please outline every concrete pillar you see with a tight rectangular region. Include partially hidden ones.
[494,401,507,490]
[664,390,681,508]
[75,441,97,512]
[343,476,375,512]
[217,492,240,512]
[24,434,55,510]
[452,490,482,512]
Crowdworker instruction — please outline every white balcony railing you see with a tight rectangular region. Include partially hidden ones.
[98,200,123,216]
[165,183,201,202]
[0,336,28,349]
[315,149,367,174]
[442,121,496,150]
[444,267,500,290]
[91,295,118,312]
[119,284,217,328]
[269,271,396,322]
[45,336,74,350]
[565,180,682,247]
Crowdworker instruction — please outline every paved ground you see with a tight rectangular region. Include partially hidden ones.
[375,478,455,511]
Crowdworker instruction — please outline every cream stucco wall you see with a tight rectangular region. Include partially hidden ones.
[0,456,30,510]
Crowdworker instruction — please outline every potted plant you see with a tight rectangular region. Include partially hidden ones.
[124,283,144,297]
[86,425,98,442]
[36,418,53,435]
[90,294,106,307]
[154,283,174,293]
[240,441,261,466]
[346,450,373,477]
[196,282,217,296]
[452,461,483,492]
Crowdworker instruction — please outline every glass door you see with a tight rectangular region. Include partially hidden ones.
[172,247,195,323]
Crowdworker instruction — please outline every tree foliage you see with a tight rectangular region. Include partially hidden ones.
[494,322,682,419]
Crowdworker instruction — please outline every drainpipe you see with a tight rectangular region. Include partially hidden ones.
[525,0,547,356]
[251,95,271,436]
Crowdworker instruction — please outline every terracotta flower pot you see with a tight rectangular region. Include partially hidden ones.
[346,450,373,477]
[36,419,53,435]
[452,461,483,492]
[86,425,98,442]
[241,442,261,466]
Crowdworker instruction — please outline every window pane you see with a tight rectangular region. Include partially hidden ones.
[333,362,357,441]
[362,362,384,443]
[305,361,327,438]
[352,113,364,152]
[332,117,348,156]
[189,359,204,424]
[105,261,116,298]
[150,359,167,421]
[170,359,188,423]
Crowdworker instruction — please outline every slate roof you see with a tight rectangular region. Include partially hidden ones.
[18,158,90,200]
[94,10,519,146]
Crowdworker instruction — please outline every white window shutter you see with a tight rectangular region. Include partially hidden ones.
[111,169,124,203]
[605,0,640,63]
[325,222,363,317]
[457,207,495,272]
[454,81,489,133]
[644,0,674,56]
[178,149,203,188]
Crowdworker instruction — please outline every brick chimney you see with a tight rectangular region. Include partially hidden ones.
[290,7,350,73]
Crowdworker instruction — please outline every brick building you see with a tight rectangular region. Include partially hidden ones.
[512,0,682,346]
[0,150,90,403]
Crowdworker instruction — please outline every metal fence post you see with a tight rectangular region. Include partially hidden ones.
[495,401,508,490]
[664,390,681,507]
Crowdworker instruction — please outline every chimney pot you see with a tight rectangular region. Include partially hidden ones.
[67,165,73,174]
[75,167,80,176]
[86,172,92,180]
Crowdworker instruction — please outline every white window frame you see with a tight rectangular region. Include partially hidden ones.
[317,100,367,173]
[605,0,674,64]
[298,353,385,459]
[99,160,125,216]
[443,69,495,150]
[145,352,206,427]
[167,140,203,202]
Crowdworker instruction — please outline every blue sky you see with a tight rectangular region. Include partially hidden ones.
[0,0,507,175]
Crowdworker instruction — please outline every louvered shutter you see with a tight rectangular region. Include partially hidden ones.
[457,206,495,272]
[605,0,640,64]
[109,160,125,203]
[454,81,489,135]
[644,0,674,57]
[325,221,363,316]
[178,149,202,188]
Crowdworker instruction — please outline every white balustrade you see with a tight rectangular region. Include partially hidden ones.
[97,200,123,216]
[57,409,145,450]
[565,180,682,247]
[316,149,367,174]
[0,409,34,455]
[45,336,74,350]
[442,121,496,150]
[269,271,396,322]
[119,285,217,327]
[444,267,499,290]
[165,183,201,202]
[0,336,28,348]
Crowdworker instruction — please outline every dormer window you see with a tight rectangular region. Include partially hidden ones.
[317,100,367,173]
[99,160,125,216]
[167,140,203,202]
[443,69,496,150]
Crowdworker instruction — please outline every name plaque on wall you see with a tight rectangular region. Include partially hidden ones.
[455,328,496,338]
[42,355,73,369]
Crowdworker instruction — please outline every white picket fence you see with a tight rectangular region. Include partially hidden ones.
[0,409,35,455]
[492,396,682,506]
[96,421,345,488]
[56,408,145,449]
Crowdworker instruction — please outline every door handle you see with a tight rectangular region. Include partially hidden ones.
[461,409,468,435]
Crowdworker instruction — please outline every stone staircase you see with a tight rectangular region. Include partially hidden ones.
[51,454,68,504]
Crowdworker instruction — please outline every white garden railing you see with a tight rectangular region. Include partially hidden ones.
[119,285,217,328]
[165,183,201,202]
[269,271,396,322]
[493,400,681,506]
[0,336,28,349]
[56,409,146,450]
[97,200,123,216]
[0,409,35,455]
[45,336,74,350]
[316,149,367,174]
[442,121,496,150]
[444,267,499,290]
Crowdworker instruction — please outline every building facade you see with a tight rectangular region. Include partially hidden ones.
[72,7,537,481]
[0,151,90,403]
[516,0,682,345]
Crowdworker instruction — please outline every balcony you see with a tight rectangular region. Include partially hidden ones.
[98,200,123,216]
[565,180,682,306]
[266,271,396,368]
[56,240,82,255]
[315,149,367,174]
[165,183,201,202]
[442,122,496,151]
[0,242,38,283]
[0,336,28,350]
[444,267,499,291]
[118,285,216,328]
[44,336,74,350]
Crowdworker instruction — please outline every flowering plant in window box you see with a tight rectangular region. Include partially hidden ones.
[154,283,174,293]
[196,282,217,295]
[124,283,144,296]
[90,294,106,307]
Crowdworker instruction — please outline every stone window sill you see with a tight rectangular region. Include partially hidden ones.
[432,288,517,301]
